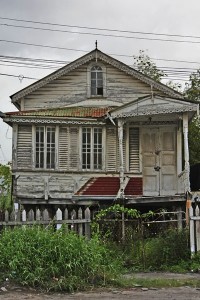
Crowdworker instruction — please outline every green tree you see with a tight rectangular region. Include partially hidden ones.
[0,164,12,210]
[185,69,200,165]
[133,50,166,82]
[184,69,200,101]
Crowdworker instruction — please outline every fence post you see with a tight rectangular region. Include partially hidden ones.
[122,211,125,244]
[189,205,195,256]
[36,209,41,221]
[78,207,83,236]
[195,204,200,252]
[85,207,91,239]
[71,209,76,231]
[64,208,69,233]
[56,208,62,230]
[22,209,27,222]
[177,207,183,230]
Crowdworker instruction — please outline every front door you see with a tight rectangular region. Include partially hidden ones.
[141,127,177,196]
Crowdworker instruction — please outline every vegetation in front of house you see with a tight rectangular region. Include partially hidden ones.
[0,164,12,211]
[93,205,194,273]
[0,226,123,292]
[0,205,200,291]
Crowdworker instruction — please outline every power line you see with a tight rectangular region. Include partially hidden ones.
[0,73,38,80]
[1,16,200,40]
[0,54,198,72]
[0,41,199,68]
[1,22,200,44]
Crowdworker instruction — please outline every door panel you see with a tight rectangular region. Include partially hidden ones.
[160,128,176,195]
[141,127,177,196]
[142,128,159,196]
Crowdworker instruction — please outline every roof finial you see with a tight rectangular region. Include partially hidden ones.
[95,40,98,49]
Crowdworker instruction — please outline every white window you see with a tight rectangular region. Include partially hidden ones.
[91,66,103,96]
[82,127,103,170]
[87,63,106,97]
[35,126,56,169]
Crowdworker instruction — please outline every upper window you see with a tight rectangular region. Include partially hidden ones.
[82,127,102,170]
[35,126,56,169]
[91,66,103,96]
[87,63,106,98]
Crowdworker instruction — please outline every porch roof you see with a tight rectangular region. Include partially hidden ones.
[109,95,198,119]
[4,106,115,118]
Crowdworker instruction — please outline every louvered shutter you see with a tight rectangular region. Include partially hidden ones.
[106,127,117,171]
[129,127,140,172]
[69,127,79,170]
[59,126,69,170]
[17,125,32,169]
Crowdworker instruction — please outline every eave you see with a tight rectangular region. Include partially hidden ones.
[10,49,183,107]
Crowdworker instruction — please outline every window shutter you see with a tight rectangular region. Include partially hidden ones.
[129,128,140,172]
[69,127,79,170]
[59,126,69,170]
[17,125,32,169]
[106,127,117,171]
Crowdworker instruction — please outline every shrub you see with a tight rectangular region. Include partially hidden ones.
[0,226,123,291]
[124,229,190,271]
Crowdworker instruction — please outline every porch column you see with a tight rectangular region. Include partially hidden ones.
[183,112,190,192]
[117,119,124,187]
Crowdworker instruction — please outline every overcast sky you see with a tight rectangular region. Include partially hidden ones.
[0,0,200,164]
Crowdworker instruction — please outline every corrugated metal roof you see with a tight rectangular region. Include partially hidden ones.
[6,107,115,118]
[76,177,143,196]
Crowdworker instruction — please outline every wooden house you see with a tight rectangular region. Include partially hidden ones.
[0,47,198,213]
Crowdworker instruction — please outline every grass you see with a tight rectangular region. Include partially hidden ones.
[112,276,200,289]
[1,225,200,292]
[0,226,123,292]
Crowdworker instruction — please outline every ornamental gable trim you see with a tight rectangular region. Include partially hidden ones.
[10,49,183,103]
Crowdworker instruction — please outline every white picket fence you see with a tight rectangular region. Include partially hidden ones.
[189,195,200,255]
[0,207,91,238]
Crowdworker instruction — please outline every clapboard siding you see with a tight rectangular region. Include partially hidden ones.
[22,60,165,111]
[24,66,88,110]
[69,127,79,171]
[17,125,32,169]
[129,127,140,172]
[59,126,69,170]
[106,127,117,171]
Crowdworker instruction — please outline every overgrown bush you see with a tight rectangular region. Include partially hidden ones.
[122,229,190,271]
[0,226,123,291]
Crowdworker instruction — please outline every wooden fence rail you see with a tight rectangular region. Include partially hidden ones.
[0,207,91,239]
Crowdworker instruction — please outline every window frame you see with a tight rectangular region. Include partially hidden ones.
[80,127,105,171]
[32,125,58,170]
[87,63,106,98]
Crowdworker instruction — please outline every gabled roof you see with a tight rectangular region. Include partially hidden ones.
[110,94,198,119]
[4,106,114,118]
[10,48,183,103]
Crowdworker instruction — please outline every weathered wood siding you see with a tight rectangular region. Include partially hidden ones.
[17,125,32,169]
[129,127,140,172]
[24,65,88,110]
[22,60,165,110]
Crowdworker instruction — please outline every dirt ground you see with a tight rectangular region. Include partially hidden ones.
[1,273,200,300]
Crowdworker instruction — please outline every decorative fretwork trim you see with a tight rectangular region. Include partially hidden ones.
[98,53,183,99]
[11,50,183,102]
[11,53,96,102]
[112,104,197,118]
[4,117,105,125]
